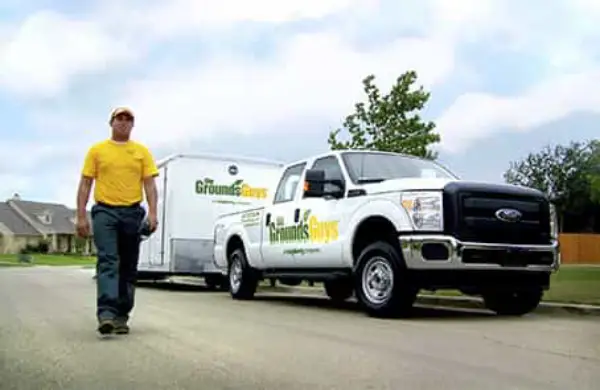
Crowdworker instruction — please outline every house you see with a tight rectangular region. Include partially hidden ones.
[0,194,95,255]
[0,202,43,254]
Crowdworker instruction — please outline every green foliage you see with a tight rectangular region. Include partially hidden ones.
[19,239,50,255]
[328,71,440,159]
[586,140,600,203]
[503,140,599,231]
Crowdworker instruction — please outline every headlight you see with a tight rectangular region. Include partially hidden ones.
[549,203,558,239]
[400,191,443,231]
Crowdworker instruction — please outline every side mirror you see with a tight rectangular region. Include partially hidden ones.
[303,169,345,198]
[304,168,326,198]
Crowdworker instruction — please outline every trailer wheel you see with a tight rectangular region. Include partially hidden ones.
[228,248,258,300]
[354,241,418,318]
[324,279,353,302]
[204,275,224,291]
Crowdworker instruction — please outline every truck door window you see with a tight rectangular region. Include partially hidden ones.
[310,156,345,196]
[273,163,306,204]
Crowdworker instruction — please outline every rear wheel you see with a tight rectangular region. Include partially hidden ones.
[355,241,418,318]
[324,279,353,302]
[228,248,258,300]
[482,289,543,316]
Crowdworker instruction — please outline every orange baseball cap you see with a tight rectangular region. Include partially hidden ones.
[110,107,135,119]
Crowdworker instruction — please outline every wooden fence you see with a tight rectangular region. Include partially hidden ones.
[558,234,600,264]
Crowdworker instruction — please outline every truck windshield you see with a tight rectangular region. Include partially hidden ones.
[341,152,458,183]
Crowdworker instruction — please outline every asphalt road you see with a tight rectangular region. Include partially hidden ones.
[1,267,599,390]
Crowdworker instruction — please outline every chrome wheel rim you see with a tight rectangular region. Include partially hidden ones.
[362,257,394,305]
[229,255,243,293]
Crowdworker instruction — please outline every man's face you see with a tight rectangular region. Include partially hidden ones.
[111,113,134,136]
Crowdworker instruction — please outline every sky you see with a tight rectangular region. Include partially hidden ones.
[1,0,599,208]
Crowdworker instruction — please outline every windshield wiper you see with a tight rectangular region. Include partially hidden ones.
[356,177,386,184]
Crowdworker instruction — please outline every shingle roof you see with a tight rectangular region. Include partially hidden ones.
[0,202,40,235]
[8,200,77,235]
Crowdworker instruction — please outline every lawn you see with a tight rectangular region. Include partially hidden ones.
[543,266,600,305]
[429,266,600,306]
[0,254,96,267]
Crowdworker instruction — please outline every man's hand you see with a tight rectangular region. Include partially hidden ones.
[148,212,158,233]
[76,176,93,238]
[76,215,91,238]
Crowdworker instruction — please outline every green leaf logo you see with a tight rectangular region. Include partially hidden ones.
[303,209,311,222]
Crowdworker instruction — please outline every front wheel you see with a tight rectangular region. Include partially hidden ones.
[354,241,418,318]
[228,248,258,300]
[482,289,543,316]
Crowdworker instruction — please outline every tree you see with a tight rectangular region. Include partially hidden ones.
[503,140,599,232]
[586,140,600,203]
[327,71,440,159]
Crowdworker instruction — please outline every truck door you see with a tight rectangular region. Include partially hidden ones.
[260,162,307,267]
[293,155,346,268]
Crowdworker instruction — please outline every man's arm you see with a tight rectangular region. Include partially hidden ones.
[141,145,160,219]
[77,147,97,219]
[143,177,158,217]
[77,176,94,219]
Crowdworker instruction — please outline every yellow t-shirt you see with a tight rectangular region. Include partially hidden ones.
[81,139,159,206]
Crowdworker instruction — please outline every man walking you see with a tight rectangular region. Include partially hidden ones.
[76,107,159,335]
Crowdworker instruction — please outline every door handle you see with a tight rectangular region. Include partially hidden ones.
[294,208,300,223]
[265,213,271,226]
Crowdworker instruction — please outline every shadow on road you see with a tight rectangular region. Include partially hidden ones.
[137,280,494,320]
[254,294,495,320]
[136,281,220,292]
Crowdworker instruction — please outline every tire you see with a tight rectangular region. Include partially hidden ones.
[228,248,258,300]
[354,241,418,318]
[324,279,354,302]
[482,289,543,316]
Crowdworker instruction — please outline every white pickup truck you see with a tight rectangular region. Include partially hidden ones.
[213,150,560,318]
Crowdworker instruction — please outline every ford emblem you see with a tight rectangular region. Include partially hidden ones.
[495,208,522,223]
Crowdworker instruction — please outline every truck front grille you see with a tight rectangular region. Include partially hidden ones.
[443,183,551,245]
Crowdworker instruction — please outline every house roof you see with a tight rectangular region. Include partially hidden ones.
[8,199,79,235]
[0,202,41,235]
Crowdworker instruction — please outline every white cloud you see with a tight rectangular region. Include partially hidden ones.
[110,0,361,36]
[435,69,600,153]
[3,0,600,205]
[0,10,134,98]
[0,0,367,99]
[119,31,455,149]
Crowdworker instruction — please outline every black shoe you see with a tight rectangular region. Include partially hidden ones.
[97,319,115,335]
[114,318,130,334]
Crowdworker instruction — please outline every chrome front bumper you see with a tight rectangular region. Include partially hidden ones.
[399,234,560,272]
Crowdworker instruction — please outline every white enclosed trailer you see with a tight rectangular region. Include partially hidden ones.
[137,153,284,289]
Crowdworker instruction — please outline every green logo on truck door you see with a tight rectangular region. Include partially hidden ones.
[195,178,268,199]
[268,209,339,244]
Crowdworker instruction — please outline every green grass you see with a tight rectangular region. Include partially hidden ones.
[544,266,600,305]
[0,254,96,267]
[429,266,600,306]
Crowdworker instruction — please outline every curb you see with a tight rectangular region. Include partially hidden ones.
[287,285,600,316]
[416,295,600,316]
